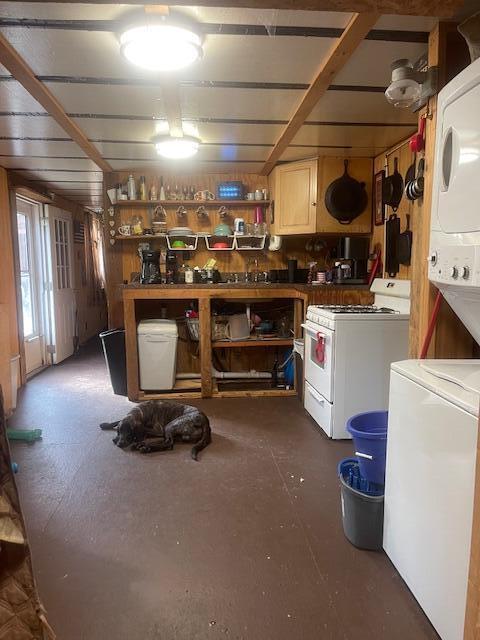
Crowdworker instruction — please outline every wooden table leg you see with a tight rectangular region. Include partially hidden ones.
[124,297,140,401]
[199,297,213,398]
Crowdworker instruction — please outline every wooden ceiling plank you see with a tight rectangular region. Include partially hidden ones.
[0,0,461,18]
[0,32,112,172]
[261,12,379,175]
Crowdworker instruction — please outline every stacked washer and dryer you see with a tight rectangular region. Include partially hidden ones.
[383,58,480,640]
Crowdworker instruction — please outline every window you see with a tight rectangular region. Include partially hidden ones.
[17,212,35,337]
[54,218,71,289]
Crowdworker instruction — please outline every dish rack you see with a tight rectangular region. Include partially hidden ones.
[166,234,198,251]
[186,316,229,341]
[204,235,236,251]
[234,235,266,250]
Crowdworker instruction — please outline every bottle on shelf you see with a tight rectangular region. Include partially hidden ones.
[127,174,137,200]
[174,184,180,200]
[189,185,196,200]
[150,182,157,201]
[165,251,177,284]
[159,176,166,201]
[182,186,188,200]
[139,176,147,201]
[165,184,171,200]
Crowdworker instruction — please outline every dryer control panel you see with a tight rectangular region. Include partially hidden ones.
[428,244,480,287]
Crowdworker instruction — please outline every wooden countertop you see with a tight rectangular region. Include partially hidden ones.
[123,283,370,291]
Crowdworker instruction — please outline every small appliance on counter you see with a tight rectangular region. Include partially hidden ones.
[140,250,161,284]
[334,237,370,284]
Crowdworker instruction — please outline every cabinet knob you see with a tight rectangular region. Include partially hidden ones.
[311,202,317,206]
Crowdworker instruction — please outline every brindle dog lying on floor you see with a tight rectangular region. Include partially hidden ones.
[99,400,211,460]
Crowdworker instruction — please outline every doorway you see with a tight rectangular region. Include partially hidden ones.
[16,197,45,375]
[16,198,77,376]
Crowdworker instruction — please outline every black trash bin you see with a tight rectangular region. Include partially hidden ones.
[338,458,384,550]
[99,329,128,396]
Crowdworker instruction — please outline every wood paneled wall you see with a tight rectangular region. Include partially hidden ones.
[371,137,416,282]
[104,170,348,327]
[0,168,20,414]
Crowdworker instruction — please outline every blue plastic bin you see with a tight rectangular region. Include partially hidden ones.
[346,411,388,485]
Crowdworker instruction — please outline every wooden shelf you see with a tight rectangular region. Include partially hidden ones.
[114,234,166,241]
[212,338,293,348]
[114,199,270,207]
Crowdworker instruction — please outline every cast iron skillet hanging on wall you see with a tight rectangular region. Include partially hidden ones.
[324,160,368,224]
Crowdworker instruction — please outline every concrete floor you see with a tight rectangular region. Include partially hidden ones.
[9,340,438,640]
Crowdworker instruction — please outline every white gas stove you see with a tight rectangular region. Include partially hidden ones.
[302,279,410,439]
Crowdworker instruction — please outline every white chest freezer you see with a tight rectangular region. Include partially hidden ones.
[384,359,480,640]
[137,319,178,391]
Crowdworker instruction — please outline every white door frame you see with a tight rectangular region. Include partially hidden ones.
[15,196,47,375]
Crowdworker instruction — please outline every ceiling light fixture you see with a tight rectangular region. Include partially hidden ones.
[385,58,437,111]
[119,19,203,72]
[153,134,201,159]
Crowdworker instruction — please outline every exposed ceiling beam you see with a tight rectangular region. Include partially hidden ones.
[0,0,461,18]
[261,12,379,175]
[162,83,184,138]
[0,32,112,172]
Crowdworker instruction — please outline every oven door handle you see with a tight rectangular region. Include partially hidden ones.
[307,385,326,405]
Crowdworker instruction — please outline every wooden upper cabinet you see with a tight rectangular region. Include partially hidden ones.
[271,159,318,235]
[269,156,373,235]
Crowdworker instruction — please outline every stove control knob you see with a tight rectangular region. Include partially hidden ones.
[461,266,470,280]
[427,252,438,267]
[450,266,459,279]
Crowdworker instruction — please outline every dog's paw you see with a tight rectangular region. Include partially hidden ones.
[137,444,151,454]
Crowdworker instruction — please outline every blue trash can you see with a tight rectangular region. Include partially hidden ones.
[346,411,388,485]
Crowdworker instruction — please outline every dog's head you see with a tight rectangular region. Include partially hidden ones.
[112,416,136,448]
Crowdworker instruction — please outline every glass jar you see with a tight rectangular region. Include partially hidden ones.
[130,214,143,236]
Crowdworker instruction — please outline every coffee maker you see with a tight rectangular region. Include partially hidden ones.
[335,237,369,283]
[140,250,161,284]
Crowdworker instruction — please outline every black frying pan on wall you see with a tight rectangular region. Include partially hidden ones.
[383,157,404,211]
[324,160,368,224]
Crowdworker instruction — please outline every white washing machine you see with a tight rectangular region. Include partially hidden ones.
[384,360,480,640]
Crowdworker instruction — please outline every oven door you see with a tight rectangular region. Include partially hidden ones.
[303,321,335,402]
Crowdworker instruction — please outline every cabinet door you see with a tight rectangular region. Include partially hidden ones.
[317,157,373,234]
[274,159,318,235]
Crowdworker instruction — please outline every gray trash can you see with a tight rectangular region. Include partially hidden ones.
[338,458,384,551]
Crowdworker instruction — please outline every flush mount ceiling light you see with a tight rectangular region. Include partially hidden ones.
[119,18,203,71]
[153,134,201,159]
[385,58,437,111]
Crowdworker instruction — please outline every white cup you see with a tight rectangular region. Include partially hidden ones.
[118,224,132,236]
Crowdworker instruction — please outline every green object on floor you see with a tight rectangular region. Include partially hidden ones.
[6,428,42,442]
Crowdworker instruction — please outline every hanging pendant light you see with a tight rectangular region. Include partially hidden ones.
[153,134,201,159]
[119,17,203,72]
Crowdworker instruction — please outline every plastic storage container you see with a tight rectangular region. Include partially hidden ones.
[137,319,178,391]
[99,329,127,396]
[346,411,388,485]
[338,458,384,550]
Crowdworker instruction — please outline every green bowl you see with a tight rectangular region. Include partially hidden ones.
[172,240,186,248]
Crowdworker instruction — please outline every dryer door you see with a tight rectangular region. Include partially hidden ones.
[436,64,480,234]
